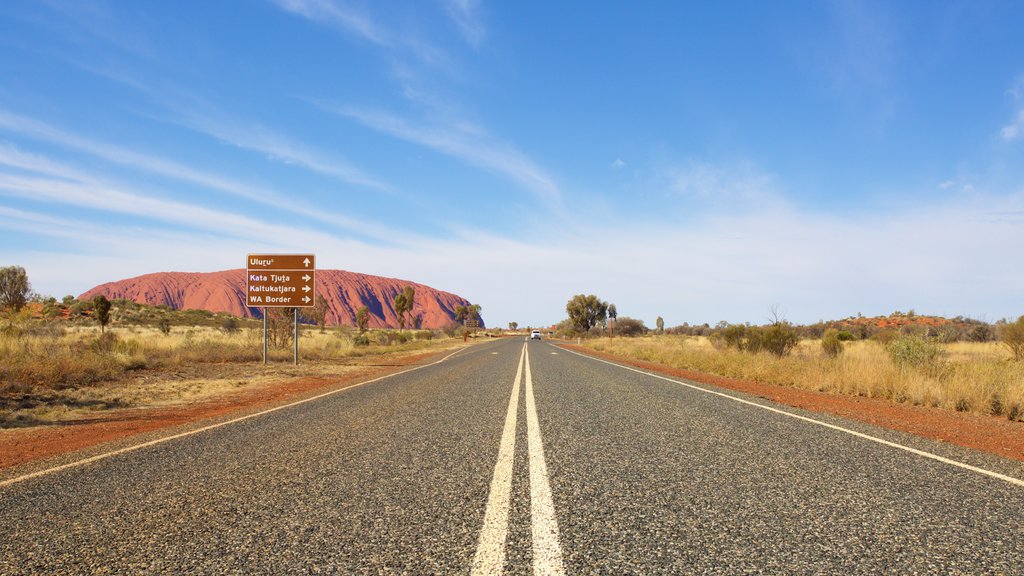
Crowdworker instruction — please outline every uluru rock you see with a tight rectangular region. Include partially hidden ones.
[79,269,481,329]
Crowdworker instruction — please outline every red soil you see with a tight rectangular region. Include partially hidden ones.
[0,351,443,471]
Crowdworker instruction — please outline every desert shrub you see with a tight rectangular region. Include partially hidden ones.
[413,330,433,341]
[871,329,898,345]
[353,334,370,346]
[887,335,944,372]
[836,330,855,341]
[999,316,1024,361]
[720,324,747,350]
[821,329,844,358]
[220,317,240,335]
[91,332,120,354]
[614,317,647,337]
[158,318,171,335]
[752,322,800,358]
[968,323,994,343]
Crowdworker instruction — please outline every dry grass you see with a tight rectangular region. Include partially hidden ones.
[585,335,1024,421]
[0,325,468,427]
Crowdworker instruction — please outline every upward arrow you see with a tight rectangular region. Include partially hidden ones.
[303,258,311,267]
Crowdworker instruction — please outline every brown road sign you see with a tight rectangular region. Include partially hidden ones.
[246,253,316,307]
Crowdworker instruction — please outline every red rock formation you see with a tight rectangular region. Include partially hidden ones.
[79,269,480,329]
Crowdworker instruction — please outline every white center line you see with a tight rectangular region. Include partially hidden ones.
[524,345,566,576]
[471,345,525,575]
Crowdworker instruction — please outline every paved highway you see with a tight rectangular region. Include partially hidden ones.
[2,337,1023,574]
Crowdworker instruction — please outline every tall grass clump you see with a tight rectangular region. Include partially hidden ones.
[821,329,843,358]
[887,335,944,373]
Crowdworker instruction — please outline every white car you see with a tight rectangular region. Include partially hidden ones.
[530,330,542,340]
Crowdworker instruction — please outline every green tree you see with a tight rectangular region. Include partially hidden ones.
[565,294,608,333]
[93,294,112,333]
[0,265,31,313]
[393,286,415,329]
[455,303,481,325]
[608,304,617,338]
[355,306,370,333]
[656,316,665,333]
[999,316,1024,361]
[508,321,518,331]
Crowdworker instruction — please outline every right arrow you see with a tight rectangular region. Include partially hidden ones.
[302,296,311,304]
[302,274,311,282]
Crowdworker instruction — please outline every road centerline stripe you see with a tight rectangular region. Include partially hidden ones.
[471,344,525,575]
[560,346,1024,489]
[524,345,566,576]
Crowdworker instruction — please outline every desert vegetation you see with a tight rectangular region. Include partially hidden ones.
[0,294,472,428]
[582,332,1024,422]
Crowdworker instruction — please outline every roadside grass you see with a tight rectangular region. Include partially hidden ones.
[584,336,1024,421]
[0,325,468,427]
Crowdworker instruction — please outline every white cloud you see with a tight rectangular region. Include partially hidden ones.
[611,158,626,169]
[270,0,389,45]
[668,159,781,207]
[1001,109,1024,141]
[445,0,486,47]
[331,104,563,208]
[938,180,955,189]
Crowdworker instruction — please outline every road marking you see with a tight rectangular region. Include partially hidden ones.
[471,345,524,575]
[523,345,566,575]
[550,352,558,355]
[473,344,566,575]
[0,347,473,489]
[560,347,1024,489]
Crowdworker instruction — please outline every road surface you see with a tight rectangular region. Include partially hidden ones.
[2,337,1023,574]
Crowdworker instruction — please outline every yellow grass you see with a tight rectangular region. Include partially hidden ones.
[584,335,1024,421]
[0,325,471,427]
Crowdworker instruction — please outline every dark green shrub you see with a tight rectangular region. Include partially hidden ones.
[836,330,855,341]
[720,324,746,350]
[754,322,800,358]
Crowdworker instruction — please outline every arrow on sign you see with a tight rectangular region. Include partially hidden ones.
[302,285,311,293]
[303,258,311,267]
[303,296,311,304]
[302,274,311,282]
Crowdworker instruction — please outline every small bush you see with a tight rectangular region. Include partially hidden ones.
[836,330,855,341]
[872,330,899,345]
[752,322,800,358]
[220,317,240,335]
[353,334,370,346]
[999,316,1024,361]
[887,335,944,372]
[413,330,434,341]
[821,329,844,358]
[720,324,746,350]
[91,332,120,354]
[158,318,171,335]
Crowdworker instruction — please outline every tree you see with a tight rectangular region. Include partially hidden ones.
[608,304,617,338]
[508,321,518,331]
[454,305,469,324]
[393,286,415,329]
[565,294,608,333]
[1000,315,1024,361]
[93,294,112,333]
[355,306,370,333]
[0,265,31,313]
[310,295,329,332]
[656,316,665,333]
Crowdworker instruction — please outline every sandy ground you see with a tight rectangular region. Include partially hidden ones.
[562,344,1024,463]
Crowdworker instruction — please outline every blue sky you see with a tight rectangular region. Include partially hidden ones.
[1,0,1023,328]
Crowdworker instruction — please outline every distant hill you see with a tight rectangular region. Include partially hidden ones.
[79,269,480,329]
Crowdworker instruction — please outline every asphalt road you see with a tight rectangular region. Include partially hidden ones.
[2,337,1023,574]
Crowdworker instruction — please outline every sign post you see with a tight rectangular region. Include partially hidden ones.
[246,254,316,365]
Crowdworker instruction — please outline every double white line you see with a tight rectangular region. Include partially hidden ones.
[472,344,565,576]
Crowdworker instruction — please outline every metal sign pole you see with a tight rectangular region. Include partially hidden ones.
[263,307,267,364]
[293,308,298,365]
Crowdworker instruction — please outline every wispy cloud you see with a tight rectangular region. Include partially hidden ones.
[1000,76,1024,141]
[445,0,486,47]
[667,159,782,208]
[0,112,406,241]
[329,104,562,207]
[610,158,626,169]
[270,0,389,45]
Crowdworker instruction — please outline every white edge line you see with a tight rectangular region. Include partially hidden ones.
[0,346,472,489]
[559,346,1024,489]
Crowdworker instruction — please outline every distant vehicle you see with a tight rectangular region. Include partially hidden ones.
[530,330,542,340]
